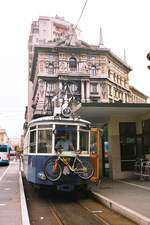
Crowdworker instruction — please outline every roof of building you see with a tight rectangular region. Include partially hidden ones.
[130,85,149,98]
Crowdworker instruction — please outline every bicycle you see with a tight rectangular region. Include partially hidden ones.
[44,148,94,181]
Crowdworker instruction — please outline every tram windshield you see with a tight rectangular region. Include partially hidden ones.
[55,125,77,151]
[55,124,90,154]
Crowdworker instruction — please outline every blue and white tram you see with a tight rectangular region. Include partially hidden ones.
[23,115,94,191]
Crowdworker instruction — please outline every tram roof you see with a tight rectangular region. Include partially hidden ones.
[29,116,91,126]
[75,103,150,124]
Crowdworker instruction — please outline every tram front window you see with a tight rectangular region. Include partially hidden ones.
[55,125,77,151]
[38,130,52,153]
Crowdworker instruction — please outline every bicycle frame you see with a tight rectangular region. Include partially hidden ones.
[58,153,80,172]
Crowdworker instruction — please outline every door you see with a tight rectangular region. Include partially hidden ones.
[90,128,101,182]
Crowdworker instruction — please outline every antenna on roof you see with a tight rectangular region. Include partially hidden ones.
[124,49,127,63]
[99,27,104,48]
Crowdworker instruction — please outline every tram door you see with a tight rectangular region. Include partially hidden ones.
[90,128,101,182]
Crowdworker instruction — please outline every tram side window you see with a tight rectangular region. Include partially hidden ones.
[80,130,89,153]
[38,130,52,153]
[90,132,97,153]
[30,130,36,153]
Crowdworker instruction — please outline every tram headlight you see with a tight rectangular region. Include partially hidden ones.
[37,171,46,180]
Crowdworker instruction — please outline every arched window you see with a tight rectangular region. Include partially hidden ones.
[69,57,77,71]
[48,63,54,74]
[91,65,96,76]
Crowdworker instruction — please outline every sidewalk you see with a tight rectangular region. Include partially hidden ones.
[0,160,30,225]
[90,178,150,225]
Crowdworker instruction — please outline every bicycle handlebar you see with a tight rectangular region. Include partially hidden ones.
[55,148,82,155]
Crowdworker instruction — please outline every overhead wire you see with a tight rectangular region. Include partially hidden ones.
[74,0,88,30]
[69,0,88,44]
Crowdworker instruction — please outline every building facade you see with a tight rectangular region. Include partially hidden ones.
[0,129,9,144]
[26,16,147,123]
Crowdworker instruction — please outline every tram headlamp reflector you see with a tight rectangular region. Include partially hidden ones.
[37,171,46,180]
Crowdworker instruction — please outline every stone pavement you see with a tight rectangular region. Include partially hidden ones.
[91,178,150,225]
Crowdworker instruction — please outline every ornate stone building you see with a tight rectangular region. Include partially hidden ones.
[26,16,148,122]
[0,129,9,144]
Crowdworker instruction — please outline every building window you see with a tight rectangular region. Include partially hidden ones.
[117,75,119,83]
[108,69,111,78]
[48,63,54,74]
[70,83,78,92]
[113,73,116,82]
[91,65,96,76]
[69,57,77,71]
[108,85,112,96]
[90,83,98,93]
[48,83,56,92]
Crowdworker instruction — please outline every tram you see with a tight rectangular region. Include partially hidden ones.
[23,85,100,191]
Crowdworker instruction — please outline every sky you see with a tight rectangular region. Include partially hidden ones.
[0,0,150,138]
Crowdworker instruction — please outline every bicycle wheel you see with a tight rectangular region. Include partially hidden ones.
[75,159,94,179]
[44,158,62,181]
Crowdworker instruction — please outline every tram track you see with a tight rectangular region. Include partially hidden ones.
[23,175,137,225]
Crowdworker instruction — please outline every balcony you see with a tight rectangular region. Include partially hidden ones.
[36,69,90,78]
[58,71,90,77]
[37,72,58,79]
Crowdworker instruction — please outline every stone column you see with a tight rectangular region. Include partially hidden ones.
[86,80,90,102]
[81,81,85,102]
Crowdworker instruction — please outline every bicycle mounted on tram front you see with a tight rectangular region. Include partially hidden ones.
[44,148,94,181]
